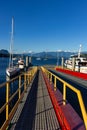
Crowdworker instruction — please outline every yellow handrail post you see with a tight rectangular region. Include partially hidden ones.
[77,91,87,129]
[26,74,27,86]
[47,72,49,79]
[63,83,66,105]
[19,75,21,99]
[31,71,32,80]
[24,74,26,91]
[54,76,56,91]
[33,69,34,76]
[30,71,32,82]
[32,69,34,76]
[6,82,9,120]
[48,73,50,80]
[50,73,52,82]
[31,70,33,77]
[29,74,31,83]
[46,70,48,77]
[28,73,30,84]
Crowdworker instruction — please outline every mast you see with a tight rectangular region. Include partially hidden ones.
[78,44,82,58]
[9,17,14,67]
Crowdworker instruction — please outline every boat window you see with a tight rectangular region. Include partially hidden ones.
[79,62,87,66]
[77,59,81,61]
[83,58,87,61]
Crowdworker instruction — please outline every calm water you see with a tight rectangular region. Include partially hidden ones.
[0,57,9,83]
[0,57,61,83]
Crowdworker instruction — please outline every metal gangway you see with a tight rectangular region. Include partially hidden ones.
[0,67,60,130]
[0,66,87,130]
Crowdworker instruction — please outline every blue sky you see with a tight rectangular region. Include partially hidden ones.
[0,0,87,53]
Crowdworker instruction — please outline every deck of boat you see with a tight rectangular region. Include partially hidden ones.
[9,68,60,130]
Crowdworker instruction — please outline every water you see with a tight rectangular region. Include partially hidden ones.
[32,57,59,66]
[0,57,9,83]
[0,57,61,83]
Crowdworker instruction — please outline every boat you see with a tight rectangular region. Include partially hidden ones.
[6,17,20,77]
[18,58,25,70]
[64,45,87,73]
[6,66,20,77]
[36,57,41,60]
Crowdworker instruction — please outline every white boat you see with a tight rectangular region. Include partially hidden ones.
[36,57,41,60]
[64,45,87,73]
[6,66,20,77]
[6,17,20,77]
[18,58,25,69]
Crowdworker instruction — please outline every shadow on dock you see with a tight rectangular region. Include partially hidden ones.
[10,70,39,130]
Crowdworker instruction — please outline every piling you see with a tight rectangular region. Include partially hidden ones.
[26,56,29,67]
[72,57,75,71]
[61,57,64,68]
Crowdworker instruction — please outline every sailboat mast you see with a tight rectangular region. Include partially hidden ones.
[9,17,14,67]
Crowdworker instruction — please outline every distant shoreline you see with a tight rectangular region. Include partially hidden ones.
[0,54,9,57]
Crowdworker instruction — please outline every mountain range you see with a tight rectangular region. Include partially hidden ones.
[0,49,9,57]
[30,51,75,59]
[0,49,87,59]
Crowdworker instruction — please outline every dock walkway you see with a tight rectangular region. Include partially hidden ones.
[9,69,60,130]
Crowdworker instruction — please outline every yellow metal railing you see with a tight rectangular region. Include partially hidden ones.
[41,67,87,130]
[0,67,37,130]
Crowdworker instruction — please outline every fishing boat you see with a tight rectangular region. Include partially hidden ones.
[64,45,87,73]
[6,17,20,77]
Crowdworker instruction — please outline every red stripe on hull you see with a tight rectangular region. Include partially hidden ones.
[56,68,87,80]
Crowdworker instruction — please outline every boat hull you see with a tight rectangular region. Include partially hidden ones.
[65,63,87,73]
[6,67,20,78]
